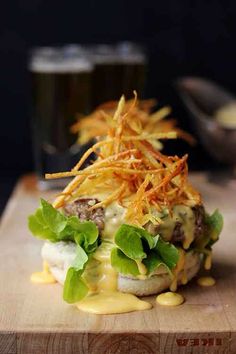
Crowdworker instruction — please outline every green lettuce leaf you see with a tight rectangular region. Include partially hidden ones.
[195,209,223,250]
[111,248,139,276]
[28,199,99,303]
[143,251,169,274]
[154,235,179,269]
[28,199,99,246]
[112,224,179,276]
[28,208,57,242]
[63,268,88,303]
[73,245,89,271]
[205,209,223,243]
[115,225,146,260]
[40,199,67,233]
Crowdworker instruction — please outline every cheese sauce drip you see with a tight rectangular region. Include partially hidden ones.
[170,249,187,292]
[30,261,56,284]
[136,260,147,276]
[103,201,126,239]
[77,242,152,314]
[204,251,212,270]
[156,292,184,306]
[158,205,196,249]
[197,276,216,287]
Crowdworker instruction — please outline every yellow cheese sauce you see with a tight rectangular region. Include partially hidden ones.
[135,260,147,276]
[204,252,212,270]
[157,205,196,249]
[30,261,56,284]
[103,201,126,239]
[156,292,184,306]
[197,276,216,287]
[93,242,117,292]
[77,291,152,314]
[170,248,187,291]
[78,242,152,314]
[69,193,126,241]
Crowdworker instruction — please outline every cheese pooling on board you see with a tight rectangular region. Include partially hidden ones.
[31,261,56,284]
[197,276,216,287]
[156,292,184,306]
[77,243,151,314]
[28,93,223,314]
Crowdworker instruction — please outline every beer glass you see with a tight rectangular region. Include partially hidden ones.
[90,42,147,108]
[29,46,93,189]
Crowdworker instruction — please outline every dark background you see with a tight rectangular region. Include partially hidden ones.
[1,0,236,212]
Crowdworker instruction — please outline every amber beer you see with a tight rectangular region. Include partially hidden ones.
[29,47,93,189]
[91,43,147,108]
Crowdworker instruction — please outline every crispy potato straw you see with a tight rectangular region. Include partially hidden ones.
[48,93,201,226]
[71,96,195,146]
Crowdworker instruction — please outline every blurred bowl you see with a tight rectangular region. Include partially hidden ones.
[176,77,236,164]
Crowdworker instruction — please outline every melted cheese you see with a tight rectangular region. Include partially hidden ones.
[156,292,184,306]
[204,252,212,270]
[77,291,151,314]
[197,276,216,287]
[103,201,126,239]
[135,260,147,276]
[77,241,152,314]
[94,242,117,292]
[71,193,125,240]
[158,205,196,249]
[170,249,186,291]
[31,261,56,284]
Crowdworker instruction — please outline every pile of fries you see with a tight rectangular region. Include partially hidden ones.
[47,94,201,227]
[71,97,195,149]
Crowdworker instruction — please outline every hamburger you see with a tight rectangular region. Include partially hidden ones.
[28,94,223,313]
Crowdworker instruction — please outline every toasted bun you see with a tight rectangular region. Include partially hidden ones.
[41,241,77,285]
[42,241,201,295]
[118,253,200,296]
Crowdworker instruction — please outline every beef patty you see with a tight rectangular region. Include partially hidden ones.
[64,198,105,232]
[64,198,205,244]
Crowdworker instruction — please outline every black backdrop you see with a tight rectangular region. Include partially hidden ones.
[1,0,236,179]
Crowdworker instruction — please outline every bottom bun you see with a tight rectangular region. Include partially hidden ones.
[41,241,76,285]
[118,254,201,296]
[42,241,201,296]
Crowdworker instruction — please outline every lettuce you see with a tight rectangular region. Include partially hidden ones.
[28,199,99,303]
[142,251,168,274]
[195,209,223,251]
[154,236,179,269]
[114,225,146,260]
[63,268,88,303]
[111,248,140,276]
[28,199,98,246]
[111,224,179,276]
[205,209,223,244]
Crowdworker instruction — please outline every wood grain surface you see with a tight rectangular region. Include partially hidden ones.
[0,174,236,354]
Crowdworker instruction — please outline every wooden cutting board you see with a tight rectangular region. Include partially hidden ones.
[0,174,236,354]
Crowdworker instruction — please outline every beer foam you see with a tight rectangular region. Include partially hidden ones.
[30,58,93,73]
[29,47,93,73]
[92,53,146,65]
[89,43,146,65]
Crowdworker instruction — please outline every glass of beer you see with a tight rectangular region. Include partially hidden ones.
[29,46,93,189]
[90,42,147,108]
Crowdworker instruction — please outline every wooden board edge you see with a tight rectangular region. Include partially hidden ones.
[1,330,236,354]
[159,330,234,353]
[0,332,16,354]
[1,331,159,354]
